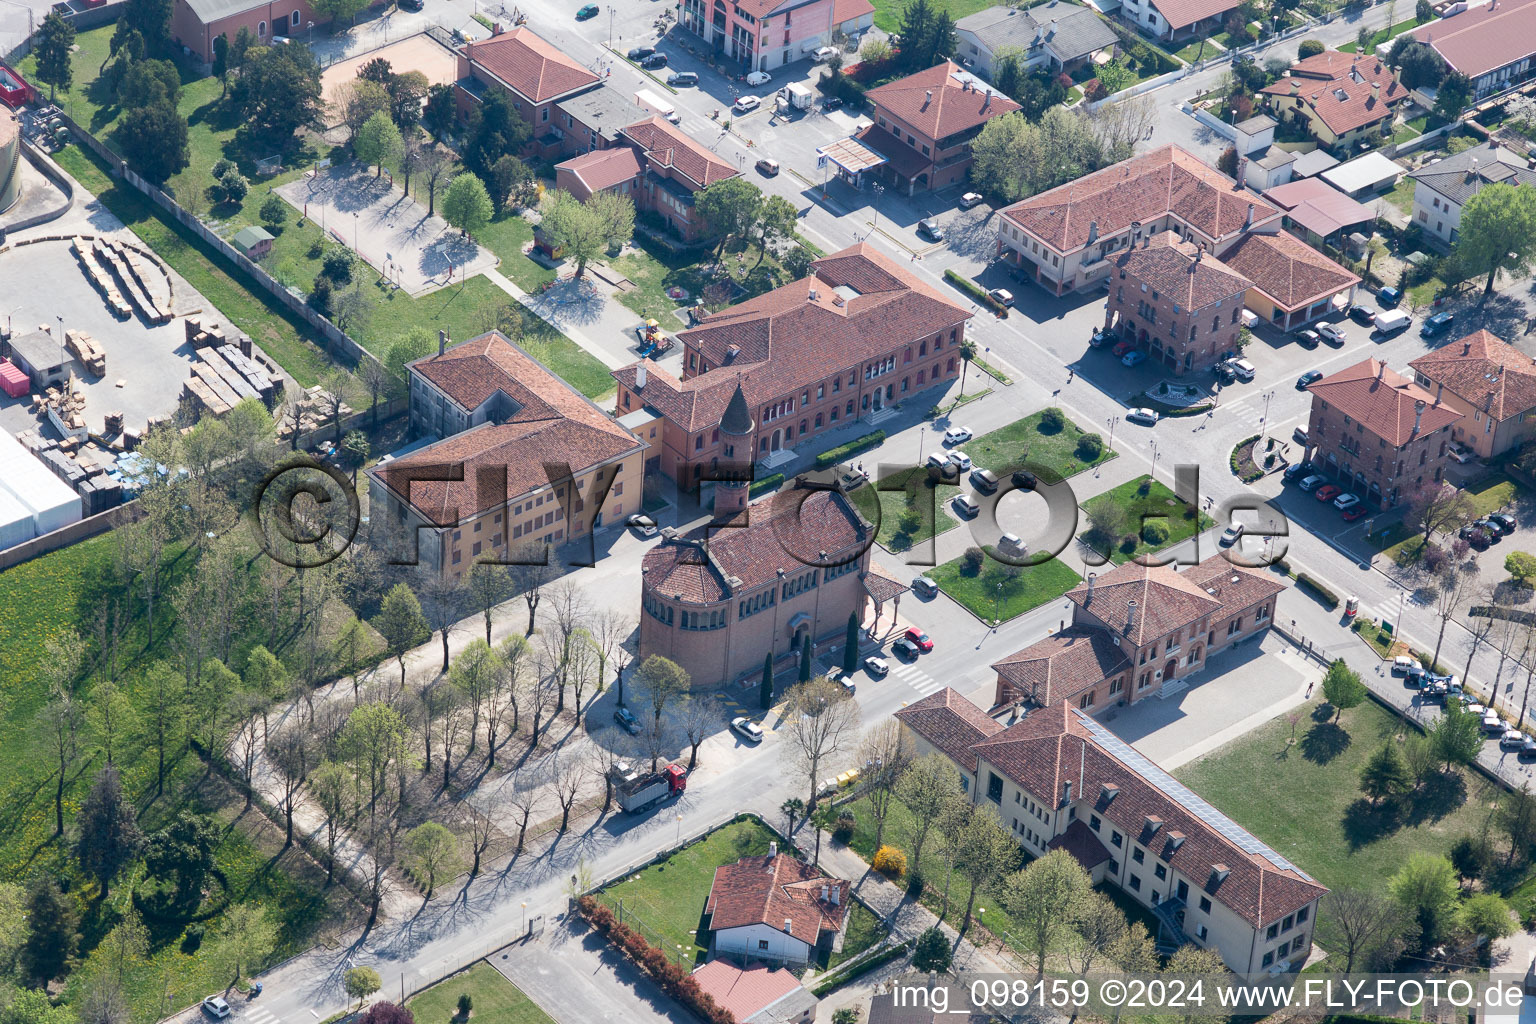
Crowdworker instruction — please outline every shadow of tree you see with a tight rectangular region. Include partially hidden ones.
[1402,769,1468,827]
[1341,795,1402,851]
[1300,721,1351,764]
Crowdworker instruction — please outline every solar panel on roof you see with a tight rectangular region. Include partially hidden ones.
[1075,713,1313,880]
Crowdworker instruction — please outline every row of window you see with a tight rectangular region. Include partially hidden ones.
[739,588,777,619]
[680,608,727,631]
[783,569,818,600]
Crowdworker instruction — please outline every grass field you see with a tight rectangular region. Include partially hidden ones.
[963,408,1116,482]
[850,466,962,553]
[825,903,888,969]
[928,550,1082,622]
[408,963,555,1024]
[1080,475,1214,564]
[1174,38,1224,62]
[1464,472,1518,517]
[1339,15,1423,52]
[1173,697,1506,892]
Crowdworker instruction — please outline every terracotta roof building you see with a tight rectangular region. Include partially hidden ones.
[705,850,852,965]
[1302,357,1462,509]
[691,961,817,1024]
[989,553,1284,713]
[455,28,602,159]
[894,687,1006,771]
[368,330,646,578]
[1260,177,1376,245]
[1116,0,1242,41]
[1409,330,1536,459]
[955,3,1119,77]
[613,243,972,488]
[1410,0,1536,99]
[170,0,385,63]
[1259,51,1409,151]
[995,145,1283,295]
[1220,230,1360,330]
[677,0,873,73]
[841,62,1020,194]
[1102,230,1253,375]
[897,692,1327,971]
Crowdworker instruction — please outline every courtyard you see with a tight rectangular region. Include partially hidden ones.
[320,33,462,115]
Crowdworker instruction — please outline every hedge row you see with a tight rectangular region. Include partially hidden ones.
[578,896,735,1024]
[815,431,885,469]
[810,939,913,996]
[1230,434,1264,483]
[1296,572,1339,610]
[749,473,785,498]
[943,269,1009,316]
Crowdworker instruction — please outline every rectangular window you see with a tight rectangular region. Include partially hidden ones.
[1090,814,1101,831]
[1199,897,1211,913]
[1154,864,1166,880]
[1297,907,1309,925]
[1266,924,1279,940]
[1111,830,1122,848]
[1129,875,1141,891]
[987,773,1003,803]
[1132,848,1145,864]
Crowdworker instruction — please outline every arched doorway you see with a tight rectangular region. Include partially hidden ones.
[871,390,883,411]
[1163,659,1177,681]
[770,429,781,451]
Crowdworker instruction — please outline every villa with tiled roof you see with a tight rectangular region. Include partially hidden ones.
[704,849,851,965]
[368,330,646,578]
[1259,51,1409,152]
[1409,331,1536,459]
[896,690,1327,972]
[995,145,1283,295]
[1409,0,1536,101]
[1117,0,1242,41]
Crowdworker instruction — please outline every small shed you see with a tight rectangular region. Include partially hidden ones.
[1319,151,1404,198]
[232,225,274,258]
[0,359,27,398]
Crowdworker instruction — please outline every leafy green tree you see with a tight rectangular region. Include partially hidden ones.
[912,925,953,973]
[1297,39,1325,58]
[1389,852,1460,944]
[1388,37,1447,88]
[311,0,371,26]
[1508,551,1536,584]
[354,109,403,178]
[338,703,407,822]
[1432,71,1473,122]
[441,173,494,241]
[696,177,765,257]
[753,194,798,268]
[74,766,143,901]
[1458,893,1515,942]
[212,903,277,986]
[259,193,288,232]
[896,753,961,867]
[387,70,430,131]
[232,43,325,146]
[1454,182,1536,298]
[115,100,190,184]
[142,812,219,915]
[403,822,464,896]
[116,57,180,109]
[1360,742,1411,805]
[374,582,428,688]
[212,32,230,93]
[761,652,775,710]
[33,13,77,101]
[1321,659,1366,722]
[539,187,633,278]
[463,92,530,179]
[121,0,172,53]
[637,654,691,728]
[1431,699,1484,770]
[21,877,79,985]
[489,154,535,214]
[1002,848,1090,976]
[423,82,457,140]
[344,966,382,1008]
[0,987,77,1024]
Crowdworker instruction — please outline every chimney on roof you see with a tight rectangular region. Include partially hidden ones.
[1372,82,1380,104]
[1244,202,1255,230]
[770,841,778,858]
[1100,783,1119,803]
[1413,398,1426,436]
[830,885,839,905]
[1061,780,1072,806]
[821,884,829,901]
[1437,381,1444,402]
[1085,572,1096,603]
[1048,17,1058,35]
[1087,220,1099,245]
[1210,864,1231,885]
[784,918,793,935]
[1377,360,1386,379]
[982,90,991,111]
[438,329,448,356]
[636,364,648,389]
[1464,341,1472,355]
[923,89,933,108]
[1125,598,1137,634]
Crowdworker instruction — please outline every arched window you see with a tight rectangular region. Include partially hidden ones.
[257,19,267,35]
[290,9,300,26]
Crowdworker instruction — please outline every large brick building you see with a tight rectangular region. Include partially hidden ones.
[172,0,387,62]
[612,243,972,488]
[678,0,874,72]
[368,331,646,578]
[991,554,1284,713]
[1302,358,1462,510]
[1219,230,1360,331]
[896,693,1327,972]
[454,28,604,161]
[1102,230,1252,376]
[1408,330,1536,460]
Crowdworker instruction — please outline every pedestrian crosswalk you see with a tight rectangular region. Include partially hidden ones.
[888,658,945,698]
[242,1007,280,1024]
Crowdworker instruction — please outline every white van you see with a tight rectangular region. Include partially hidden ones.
[634,88,679,124]
[1374,309,1412,334]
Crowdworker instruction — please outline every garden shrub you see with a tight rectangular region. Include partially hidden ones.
[815,431,885,468]
[1295,572,1339,609]
[962,547,985,573]
[833,811,857,844]
[873,845,907,877]
[1141,521,1170,545]
[1040,407,1067,432]
[1076,433,1105,461]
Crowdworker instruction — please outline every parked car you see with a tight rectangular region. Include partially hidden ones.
[627,45,655,59]
[1491,513,1517,533]
[733,95,761,112]
[1467,527,1492,550]
[202,997,231,1020]
[755,157,780,176]
[1482,711,1503,733]
[913,576,939,598]
[1284,461,1312,483]
[1125,407,1158,425]
[1348,303,1375,325]
[1522,735,1536,758]
[1297,370,1324,390]
[731,717,764,742]
[971,468,999,493]
[953,494,980,517]
[944,425,973,444]
[1213,362,1236,385]
[918,218,944,241]
[904,627,934,653]
[821,96,843,112]
[1449,444,1475,464]
[1486,514,1515,536]
[1501,728,1526,750]
[832,670,857,695]
[1295,329,1321,349]
[1421,310,1455,337]
[398,0,422,10]
[893,638,922,659]
[948,450,972,471]
[988,287,1015,307]
[1317,323,1348,346]
[1122,351,1147,367]
[1299,473,1327,492]
[863,655,889,677]
[1220,523,1244,546]
[1334,492,1362,511]
[614,707,642,735]
[1342,505,1367,522]
[1315,484,1342,502]
[1090,327,1109,347]
[576,2,599,16]
[746,70,772,85]
[1374,309,1412,334]
[998,532,1027,555]
[1294,426,1309,445]
[960,192,984,209]
[1379,285,1402,307]
[667,71,699,86]
[1226,358,1257,382]
[812,45,839,61]
[1113,339,1135,357]
[627,513,658,536]
[1012,469,1037,490]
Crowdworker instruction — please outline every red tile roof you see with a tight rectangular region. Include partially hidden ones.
[894,686,1005,771]
[556,146,643,195]
[1113,231,1253,312]
[1260,178,1375,238]
[1412,0,1536,80]
[1147,0,1241,31]
[614,243,971,432]
[705,854,850,940]
[691,961,808,1024]
[865,62,1021,143]
[1048,818,1112,869]
[622,116,738,190]
[463,28,600,103]
[1306,357,1462,447]
[1408,330,1536,421]
[641,485,870,603]
[1068,557,1222,647]
[1260,51,1408,136]
[1219,231,1360,313]
[999,145,1280,255]
[853,123,934,180]
[991,627,1132,708]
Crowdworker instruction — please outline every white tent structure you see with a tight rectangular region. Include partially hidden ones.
[0,430,82,550]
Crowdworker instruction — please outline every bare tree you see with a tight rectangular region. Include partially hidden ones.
[357,357,394,431]
[1431,567,1478,669]
[544,582,590,714]
[637,708,678,774]
[310,760,352,885]
[436,681,468,785]
[678,694,725,771]
[527,668,560,748]
[466,562,511,646]
[859,720,914,851]
[268,724,312,848]
[1089,94,1156,159]
[1465,588,1501,686]
[508,541,556,636]
[42,683,86,837]
[1317,888,1410,971]
[551,750,587,832]
[1068,891,1128,976]
[586,732,632,813]
[450,638,500,755]
[566,634,597,724]
[781,676,862,810]
[486,635,529,767]
[419,571,464,675]
[590,610,636,698]
[1406,482,1476,546]
[417,143,455,217]
[463,805,499,876]
[227,691,266,810]
[505,784,541,859]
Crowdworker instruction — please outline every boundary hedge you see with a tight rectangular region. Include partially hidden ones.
[815,431,885,469]
[943,270,1009,315]
[1296,572,1339,609]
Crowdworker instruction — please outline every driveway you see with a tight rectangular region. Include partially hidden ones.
[489,924,695,1024]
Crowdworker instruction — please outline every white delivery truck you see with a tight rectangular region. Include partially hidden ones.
[1374,308,1412,334]
[787,83,814,110]
[634,88,680,124]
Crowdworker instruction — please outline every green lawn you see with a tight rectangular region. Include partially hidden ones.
[610,244,714,322]
[1339,15,1423,52]
[1079,476,1214,564]
[1174,38,1225,62]
[928,550,1082,622]
[823,902,888,969]
[595,818,780,964]
[869,0,999,33]
[408,963,554,1024]
[1385,176,1418,216]
[1464,472,1517,516]
[964,407,1116,482]
[849,466,961,554]
[475,213,559,293]
[1174,698,1509,893]
[18,23,118,132]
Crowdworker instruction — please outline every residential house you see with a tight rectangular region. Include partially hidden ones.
[991,554,1285,712]
[612,243,971,487]
[1302,357,1462,509]
[170,0,384,62]
[1102,229,1253,375]
[995,145,1284,295]
[1259,177,1376,247]
[1259,50,1409,153]
[678,0,874,72]
[954,1,1119,76]
[1116,0,1241,42]
[704,849,851,964]
[368,331,646,578]
[692,961,818,1024]
[848,62,1022,193]
[868,984,993,1024]
[1410,0,1536,100]
[1220,230,1361,330]
[895,693,1328,971]
[1409,330,1536,458]
[455,28,602,161]
[1406,142,1536,246]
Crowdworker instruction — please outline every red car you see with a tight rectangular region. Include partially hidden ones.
[904,627,934,653]
[1315,484,1341,502]
[1341,506,1367,522]
[1112,339,1135,357]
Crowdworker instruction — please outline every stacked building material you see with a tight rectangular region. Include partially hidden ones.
[63,329,106,377]
[71,237,132,319]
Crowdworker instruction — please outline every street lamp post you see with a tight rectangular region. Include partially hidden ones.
[676,814,683,844]
[870,182,884,239]
[1260,390,1275,438]
[1107,415,1119,453]
[994,583,1002,630]
[521,901,528,934]
[918,426,924,465]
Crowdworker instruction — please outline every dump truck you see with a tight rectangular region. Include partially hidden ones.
[610,762,687,813]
